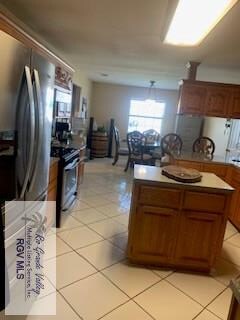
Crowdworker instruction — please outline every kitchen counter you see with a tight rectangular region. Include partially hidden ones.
[172,151,240,168]
[134,165,234,193]
[128,165,234,272]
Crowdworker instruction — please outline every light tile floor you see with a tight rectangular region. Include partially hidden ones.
[2,158,240,320]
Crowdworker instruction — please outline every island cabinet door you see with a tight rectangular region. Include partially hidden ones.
[174,211,223,271]
[128,205,178,264]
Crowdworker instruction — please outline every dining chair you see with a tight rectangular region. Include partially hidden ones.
[112,126,129,165]
[161,133,183,156]
[124,131,155,171]
[143,129,160,144]
[193,136,215,156]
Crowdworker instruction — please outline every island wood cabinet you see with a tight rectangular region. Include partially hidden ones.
[128,180,232,272]
[174,159,240,230]
[178,80,240,118]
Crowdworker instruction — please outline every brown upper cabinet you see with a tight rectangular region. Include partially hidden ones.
[229,88,240,119]
[205,86,230,117]
[178,80,240,119]
[178,82,206,115]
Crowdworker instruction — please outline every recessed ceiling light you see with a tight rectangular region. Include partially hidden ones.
[164,0,238,46]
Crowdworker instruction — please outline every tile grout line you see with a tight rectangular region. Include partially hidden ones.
[202,286,231,317]
[58,289,84,320]
[163,277,214,309]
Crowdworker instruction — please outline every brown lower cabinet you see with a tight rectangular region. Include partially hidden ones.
[128,182,232,272]
[47,159,58,201]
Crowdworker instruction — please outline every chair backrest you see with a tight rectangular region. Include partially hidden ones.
[127,131,145,155]
[161,133,183,155]
[143,129,160,143]
[113,126,120,150]
[193,136,215,155]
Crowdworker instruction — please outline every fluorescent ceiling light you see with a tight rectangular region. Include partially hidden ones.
[165,0,238,46]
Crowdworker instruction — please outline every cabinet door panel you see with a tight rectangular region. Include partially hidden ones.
[229,89,240,119]
[129,206,178,263]
[175,211,223,269]
[179,84,206,115]
[205,87,230,117]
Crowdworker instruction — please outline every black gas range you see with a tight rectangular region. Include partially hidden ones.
[51,146,80,227]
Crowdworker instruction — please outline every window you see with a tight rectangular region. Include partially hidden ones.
[128,99,165,133]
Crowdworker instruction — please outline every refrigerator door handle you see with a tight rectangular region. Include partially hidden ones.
[29,69,43,192]
[19,66,35,199]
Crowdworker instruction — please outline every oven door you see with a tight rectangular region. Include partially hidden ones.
[61,158,79,211]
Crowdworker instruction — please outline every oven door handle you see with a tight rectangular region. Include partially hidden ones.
[64,158,80,171]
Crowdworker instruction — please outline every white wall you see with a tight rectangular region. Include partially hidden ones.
[72,71,92,118]
[90,81,178,139]
[203,117,230,156]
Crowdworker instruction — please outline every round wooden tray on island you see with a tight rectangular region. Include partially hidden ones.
[162,165,202,183]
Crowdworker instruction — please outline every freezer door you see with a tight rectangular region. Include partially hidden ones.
[0,31,31,200]
[25,52,55,201]
[0,31,31,132]
[175,115,204,152]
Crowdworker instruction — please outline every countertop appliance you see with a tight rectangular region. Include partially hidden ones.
[0,31,55,310]
[51,146,80,227]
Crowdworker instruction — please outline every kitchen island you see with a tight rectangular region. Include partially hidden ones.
[127,165,234,272]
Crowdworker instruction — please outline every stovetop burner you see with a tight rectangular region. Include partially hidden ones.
[51,146,79,161]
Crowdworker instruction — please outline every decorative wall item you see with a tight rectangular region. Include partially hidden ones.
[55,66,73,90]
[81,97,88,119]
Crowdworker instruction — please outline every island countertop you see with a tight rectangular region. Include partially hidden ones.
[134,164,234,193]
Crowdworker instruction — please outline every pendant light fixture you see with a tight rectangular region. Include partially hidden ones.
[146,80,157,102]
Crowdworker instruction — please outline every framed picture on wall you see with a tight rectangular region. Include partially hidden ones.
[81,97,87,119]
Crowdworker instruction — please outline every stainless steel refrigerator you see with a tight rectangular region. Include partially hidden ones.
[175,115,204,152]
[0,30,55,201]
[0,30,55,310]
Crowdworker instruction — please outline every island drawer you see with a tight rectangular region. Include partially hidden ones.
[138,185,182,209]
[183,191,226,213]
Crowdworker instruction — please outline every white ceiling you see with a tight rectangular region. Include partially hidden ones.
[1,0,240,89]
